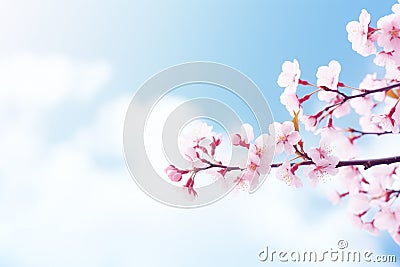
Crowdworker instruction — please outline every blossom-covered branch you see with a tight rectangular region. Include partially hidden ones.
[164,1,400,245]
[270,155,400,169]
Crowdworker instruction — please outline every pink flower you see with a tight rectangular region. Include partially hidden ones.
[391,231,400,245]
[233,126,274,190]
[359,73,387,102]
[253,134,274,175]
[316,61,350,118]
[270,121,301,155]
[393,0,400,14]
[241,150,260,182]
[346,9,377,56]
[275,158,303,188]
[320,128,357,160]
[374,51,396,67]
[371,113,399,133]
[373,207,398,232]
[280,88,301,116]
[304,142,340,186]
[351,214,364,229]
[178,122,221,162]
[359,115,384,132]
[241,134,274,183]
[393,101,400,126]
[385,62,400,81]
[277,59,301,91]
[332,99,351,118]
[165,165,189,182]
[377,14,400,52]
[367,165,397,206]
[235,145,261,189]
[317,60,341,91]
[304,162,338,186]
[327,190,341,205]
[362,222,380,236]
[231,123,254,148]
[337,167,362,195]
[307,145,340,167]
[347,194,370,215]
[301,114,319,131]
[349,92,375,116]
[184,177,197,196]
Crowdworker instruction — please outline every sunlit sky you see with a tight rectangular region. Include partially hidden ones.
[1,1,399,266]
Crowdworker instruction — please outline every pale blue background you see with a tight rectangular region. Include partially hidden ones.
[1,1,399,266]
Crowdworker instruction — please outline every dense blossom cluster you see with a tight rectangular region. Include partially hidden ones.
[165,2,400,245]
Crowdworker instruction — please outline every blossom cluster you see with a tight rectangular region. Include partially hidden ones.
[164,1,400,245]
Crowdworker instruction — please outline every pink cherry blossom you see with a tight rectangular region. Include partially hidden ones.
[393,0,400,14]
[237,145,261,184]
[374,51,396,67]
[277,59,301,91]
[304,142,340,186]
[371,113,399,133]
[316,61,350,118]
[317,60,341,91]
[362,222,380,236]
[385,62,400,81]
[350,92,375,116]
[270,121,300,155]
[359,115,384,132]
[320,127,357,160]
[178,122,222,162]
[391,100,400,126]
[337,166,363,195]
[377,14,400,52]
[304,161,339,186]
[374,207,398,232]
[351,214,364,229]
[370,164,397,184]
[332,98,351,118]
[280,88,301,116]
[184,177,197,196]
[317,91,350,118]
[391,231,400,245]
[327,190,341,205]
[359,73,387,102]
[347,194,370,215]
[307,144,340,167]
[165,165,189,182]
[276,158,303,188]
[346,9,377,56]
[231,123,254,148]
[300,113,321,131]
[253,133,274,175]
[233,125,274,188]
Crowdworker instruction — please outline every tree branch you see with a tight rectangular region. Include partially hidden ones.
[271,155,400,170]
[347,82,400,99]
[348,128,394,136]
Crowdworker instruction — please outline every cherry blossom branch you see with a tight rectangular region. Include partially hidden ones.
[348,128,393,136]
[195,161,245,172]
[309,81,400,101]
[189,156,400,177]
[346,82,400,99]
[271,155,400,170]
[307,82,400,118]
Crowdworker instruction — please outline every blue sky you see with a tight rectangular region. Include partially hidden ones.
[1,0,399,266]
